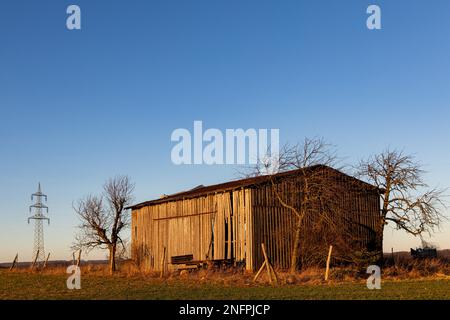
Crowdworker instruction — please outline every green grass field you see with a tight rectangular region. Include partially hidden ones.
[0,270,449,300]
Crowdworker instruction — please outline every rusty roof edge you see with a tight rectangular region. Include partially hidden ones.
[126,165,382,210]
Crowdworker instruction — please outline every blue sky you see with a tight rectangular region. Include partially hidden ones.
[1,0,449,262]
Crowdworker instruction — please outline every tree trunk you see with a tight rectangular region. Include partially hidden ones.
[289,220,302,274]
[372,207,387,266]
[375,223,385,265]
[378,233,384,261]
[109,244,117,274]
[376,194,389,265]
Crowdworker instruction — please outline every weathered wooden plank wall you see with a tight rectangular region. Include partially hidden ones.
[131,168,380,272]
[249,172,381,271]
[132,190,252,272]
[250,182,298,270]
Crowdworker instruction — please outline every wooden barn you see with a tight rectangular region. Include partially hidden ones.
[128,165,382,272]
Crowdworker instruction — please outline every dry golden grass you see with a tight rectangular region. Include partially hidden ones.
[8,255,450,286]
[3,258,449,300]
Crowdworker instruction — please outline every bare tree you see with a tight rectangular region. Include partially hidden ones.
[245,137,349,273]
[73,176,134,274]
[356,149,447,253]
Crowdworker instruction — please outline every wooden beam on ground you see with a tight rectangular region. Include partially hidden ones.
[324,245,333,281]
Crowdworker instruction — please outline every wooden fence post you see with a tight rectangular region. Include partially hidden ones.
[254,243,278,285]
[43,253,50,269]
[269,263,279,284]
[261,243,273,284]
[9,254,18,271]
[76,250,82,267]
[30,250,39,270]
[253,261,267,282]
[324,245,333,281]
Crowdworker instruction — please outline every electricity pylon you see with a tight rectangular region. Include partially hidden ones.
[28,183,50,263]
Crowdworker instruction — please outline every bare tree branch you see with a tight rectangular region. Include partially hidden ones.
[73,176,135,274]
[242,137,358,272]
[355,149,448,243]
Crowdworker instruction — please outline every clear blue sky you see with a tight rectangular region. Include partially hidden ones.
[1,0,449,262]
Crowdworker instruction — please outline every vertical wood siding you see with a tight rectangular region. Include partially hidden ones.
[131,190,252,272]
[131,169,380,272]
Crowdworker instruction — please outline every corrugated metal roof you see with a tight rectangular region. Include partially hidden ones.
[126,165,380,209]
